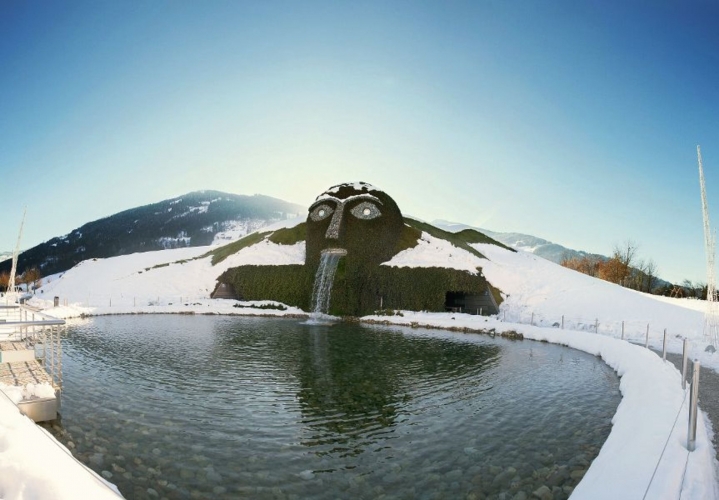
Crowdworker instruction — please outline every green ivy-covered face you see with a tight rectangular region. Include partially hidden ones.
[305,182,404,268]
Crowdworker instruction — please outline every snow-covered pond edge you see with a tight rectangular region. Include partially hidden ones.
[5,305,719,499]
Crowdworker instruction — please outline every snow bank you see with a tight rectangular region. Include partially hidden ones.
[470,243,719,370]
[0,392,122,499]
[0,382,56,404]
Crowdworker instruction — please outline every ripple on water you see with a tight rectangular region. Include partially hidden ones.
[43,315,620,500]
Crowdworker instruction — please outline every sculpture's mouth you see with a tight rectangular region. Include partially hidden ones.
[321,248,347,256]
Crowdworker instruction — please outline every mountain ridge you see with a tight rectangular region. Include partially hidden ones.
[431,219,605,264]
[0,191,304,278]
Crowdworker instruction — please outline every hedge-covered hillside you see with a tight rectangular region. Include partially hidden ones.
[218,265,312,310]
[219,263,496,317]
[214,212,506,317]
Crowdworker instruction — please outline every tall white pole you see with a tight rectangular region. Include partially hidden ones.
[697,146,719,348]
[7,207,26,295]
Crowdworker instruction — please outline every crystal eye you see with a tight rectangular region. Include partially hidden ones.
[310,204,334,222]
[350,201,381,220]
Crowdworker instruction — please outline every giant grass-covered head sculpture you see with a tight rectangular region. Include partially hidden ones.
[216,180,498,317]
[305,182,404,269]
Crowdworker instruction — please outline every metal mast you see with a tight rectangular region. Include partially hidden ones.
[697,145,719,347]
[7,207,26,296]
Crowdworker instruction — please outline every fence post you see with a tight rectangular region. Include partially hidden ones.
[688,360,701,451]
[682,339,689,390]
[595,318,598,333]
[662,329,667,361]
[645,325,650,348]
[621,321,625,340]
[561,315,564,329]
[531,312,534,326]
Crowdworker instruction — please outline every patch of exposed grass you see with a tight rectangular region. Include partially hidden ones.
[268,223,306,245]
[207,231,271,265]
[394,224,422,254]
[233,302,288,311]
[404,218,487,259]
[453,229,514,252]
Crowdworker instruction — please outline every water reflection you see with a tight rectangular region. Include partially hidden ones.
[293,326,500,458]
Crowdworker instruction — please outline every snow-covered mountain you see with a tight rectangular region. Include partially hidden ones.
[0,191,304,277]
[432,219,605,264]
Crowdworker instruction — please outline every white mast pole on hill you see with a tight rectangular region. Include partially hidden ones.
[7,207,26,297]
[697,145,719,349]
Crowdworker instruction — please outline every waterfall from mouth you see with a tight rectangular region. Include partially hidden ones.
[310,249,346,318]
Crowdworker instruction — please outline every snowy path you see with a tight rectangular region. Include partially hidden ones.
[660,349,719,468]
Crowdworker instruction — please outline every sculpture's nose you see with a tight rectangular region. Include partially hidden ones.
[325,205,345,239]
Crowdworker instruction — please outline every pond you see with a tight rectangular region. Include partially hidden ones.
[42,315,621,500]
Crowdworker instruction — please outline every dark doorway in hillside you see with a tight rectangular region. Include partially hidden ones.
[445,290,498,316]
[211,283,239,300]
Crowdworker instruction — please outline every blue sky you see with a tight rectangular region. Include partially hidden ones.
[1,1,718,284]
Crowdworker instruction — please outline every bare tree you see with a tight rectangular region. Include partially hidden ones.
[20,267,42,293]
[562,239,663,294]
[561,254,602,277]
[644,259,658,293]
[615,240,639,285]
[599,240,639,287]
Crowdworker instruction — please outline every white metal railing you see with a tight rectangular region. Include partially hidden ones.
[0,304,65,390]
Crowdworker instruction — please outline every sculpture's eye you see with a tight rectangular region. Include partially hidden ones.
[350,201,381,220]
[310,204,334,222]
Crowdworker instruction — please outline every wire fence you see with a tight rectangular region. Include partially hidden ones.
[33,294,214,309]
[498,308,695,346]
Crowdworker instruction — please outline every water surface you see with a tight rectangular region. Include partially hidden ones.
[43,315,620,500]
